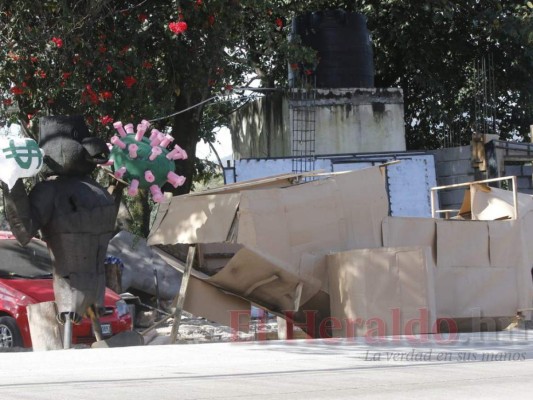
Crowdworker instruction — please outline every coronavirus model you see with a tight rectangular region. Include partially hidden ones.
[107,120,187,202]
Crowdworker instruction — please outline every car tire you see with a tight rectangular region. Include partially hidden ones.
[0,316,24,348]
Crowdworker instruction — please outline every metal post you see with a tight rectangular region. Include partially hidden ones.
[63,313,72,350]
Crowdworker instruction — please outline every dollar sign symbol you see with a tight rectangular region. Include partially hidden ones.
[2,139,43,169]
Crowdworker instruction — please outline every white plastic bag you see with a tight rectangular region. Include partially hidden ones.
[0,137,45,189]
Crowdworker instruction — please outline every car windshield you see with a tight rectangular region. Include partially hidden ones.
[0,239,53,278]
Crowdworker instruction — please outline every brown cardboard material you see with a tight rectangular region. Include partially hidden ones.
[436,220,490,268]
[382,217,436,262]
[148,193,241,245]
[434,266,521,318]
[206,246,321,313]
[327,246,437,338]
[152,246,251,330]
[148,167,389,313]
[458,184,533,220]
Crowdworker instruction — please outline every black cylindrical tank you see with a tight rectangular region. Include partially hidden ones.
[291,10,374,88]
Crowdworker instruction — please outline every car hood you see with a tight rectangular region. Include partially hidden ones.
[1,279,120,305]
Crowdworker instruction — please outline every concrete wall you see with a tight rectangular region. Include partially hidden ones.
[504,164,533,195]
[229,92,291,159]
[431,146,474,213]
[311,88,406,154]
[229,87,405,159]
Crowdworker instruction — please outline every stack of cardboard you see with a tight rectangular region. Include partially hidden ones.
[147,166,533,338]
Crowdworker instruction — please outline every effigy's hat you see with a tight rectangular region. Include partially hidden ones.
[38,115,109,177]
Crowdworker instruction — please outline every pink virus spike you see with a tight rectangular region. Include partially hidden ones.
[110,135,126,149]
[102,159,114,167]
[141,119,150,129]
[114,166,127,179]
[167,171,186,188]
[144,170,155,183]
[149,146,162,161]
[150,133,162,147]
[150,185,164,203]
[166,144,185,160]
[160,134,174,148]
[124,123,134,134]
[113,121,127,137]
[135,124,147,141]
[128,179,139,196]
[128,143,139,159]
[149,128,160,141]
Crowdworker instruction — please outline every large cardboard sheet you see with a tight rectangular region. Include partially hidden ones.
[206,246,321,313]
[382,217,436,262]
[148,193,241,245]
[459,184,533,220]
[152,246,251,330]
[237,167,388,283]
[327,246,437,338]
[434,267,520,318]
[436,220,490,268]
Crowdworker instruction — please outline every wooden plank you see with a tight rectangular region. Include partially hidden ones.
[26,302,63,351]
[169,245,196,344]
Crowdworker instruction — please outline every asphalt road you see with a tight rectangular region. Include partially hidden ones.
[1,330,533,399]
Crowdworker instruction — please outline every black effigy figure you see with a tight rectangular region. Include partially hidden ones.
[2,115,119,348]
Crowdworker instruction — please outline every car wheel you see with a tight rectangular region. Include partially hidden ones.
[0,316,23,348]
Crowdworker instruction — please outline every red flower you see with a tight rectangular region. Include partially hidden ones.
[208,15,215,26]
[123,76,137,88]
[35,69,47,79]
[98,45,107,54]
[275,18,283,28]
[62,72,72,80]
[100,91,113,100]
[142,61,153,69]
[82,84,99,105]
[106,64,114,73]
[100,115,114,125]
[8,52,20,61]
[30,56,38,63]
[304,69,313,76]
[2,99,13,106]
[138,13,148,22]
[196,0,203,5]
[10,86,24,95]
[51,37,63,48]
[169,21,188,34]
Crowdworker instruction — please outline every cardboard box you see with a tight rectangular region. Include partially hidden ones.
[327,246,437,338]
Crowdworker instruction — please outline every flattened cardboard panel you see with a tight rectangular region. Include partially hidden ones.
[237,189,292,264]
[299,252,328,293]
[327,246,436,338]
[436,220,490,268]
[471,185,533,220]
[434,267,519,318]
[487,220,523,267]
[147,193,241,245]
[183,276,251,331]
[331,167,388,249]
[207,246,321,313]
[150,246,251,330]
[382,217,436,262]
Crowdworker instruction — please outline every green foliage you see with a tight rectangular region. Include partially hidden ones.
[1,0,532,235]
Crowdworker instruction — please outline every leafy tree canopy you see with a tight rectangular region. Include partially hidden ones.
[1,0,532,235]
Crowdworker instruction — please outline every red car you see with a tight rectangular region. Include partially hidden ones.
[0,232,133,349]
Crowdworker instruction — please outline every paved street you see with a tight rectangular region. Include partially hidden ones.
[1,330,533,399]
